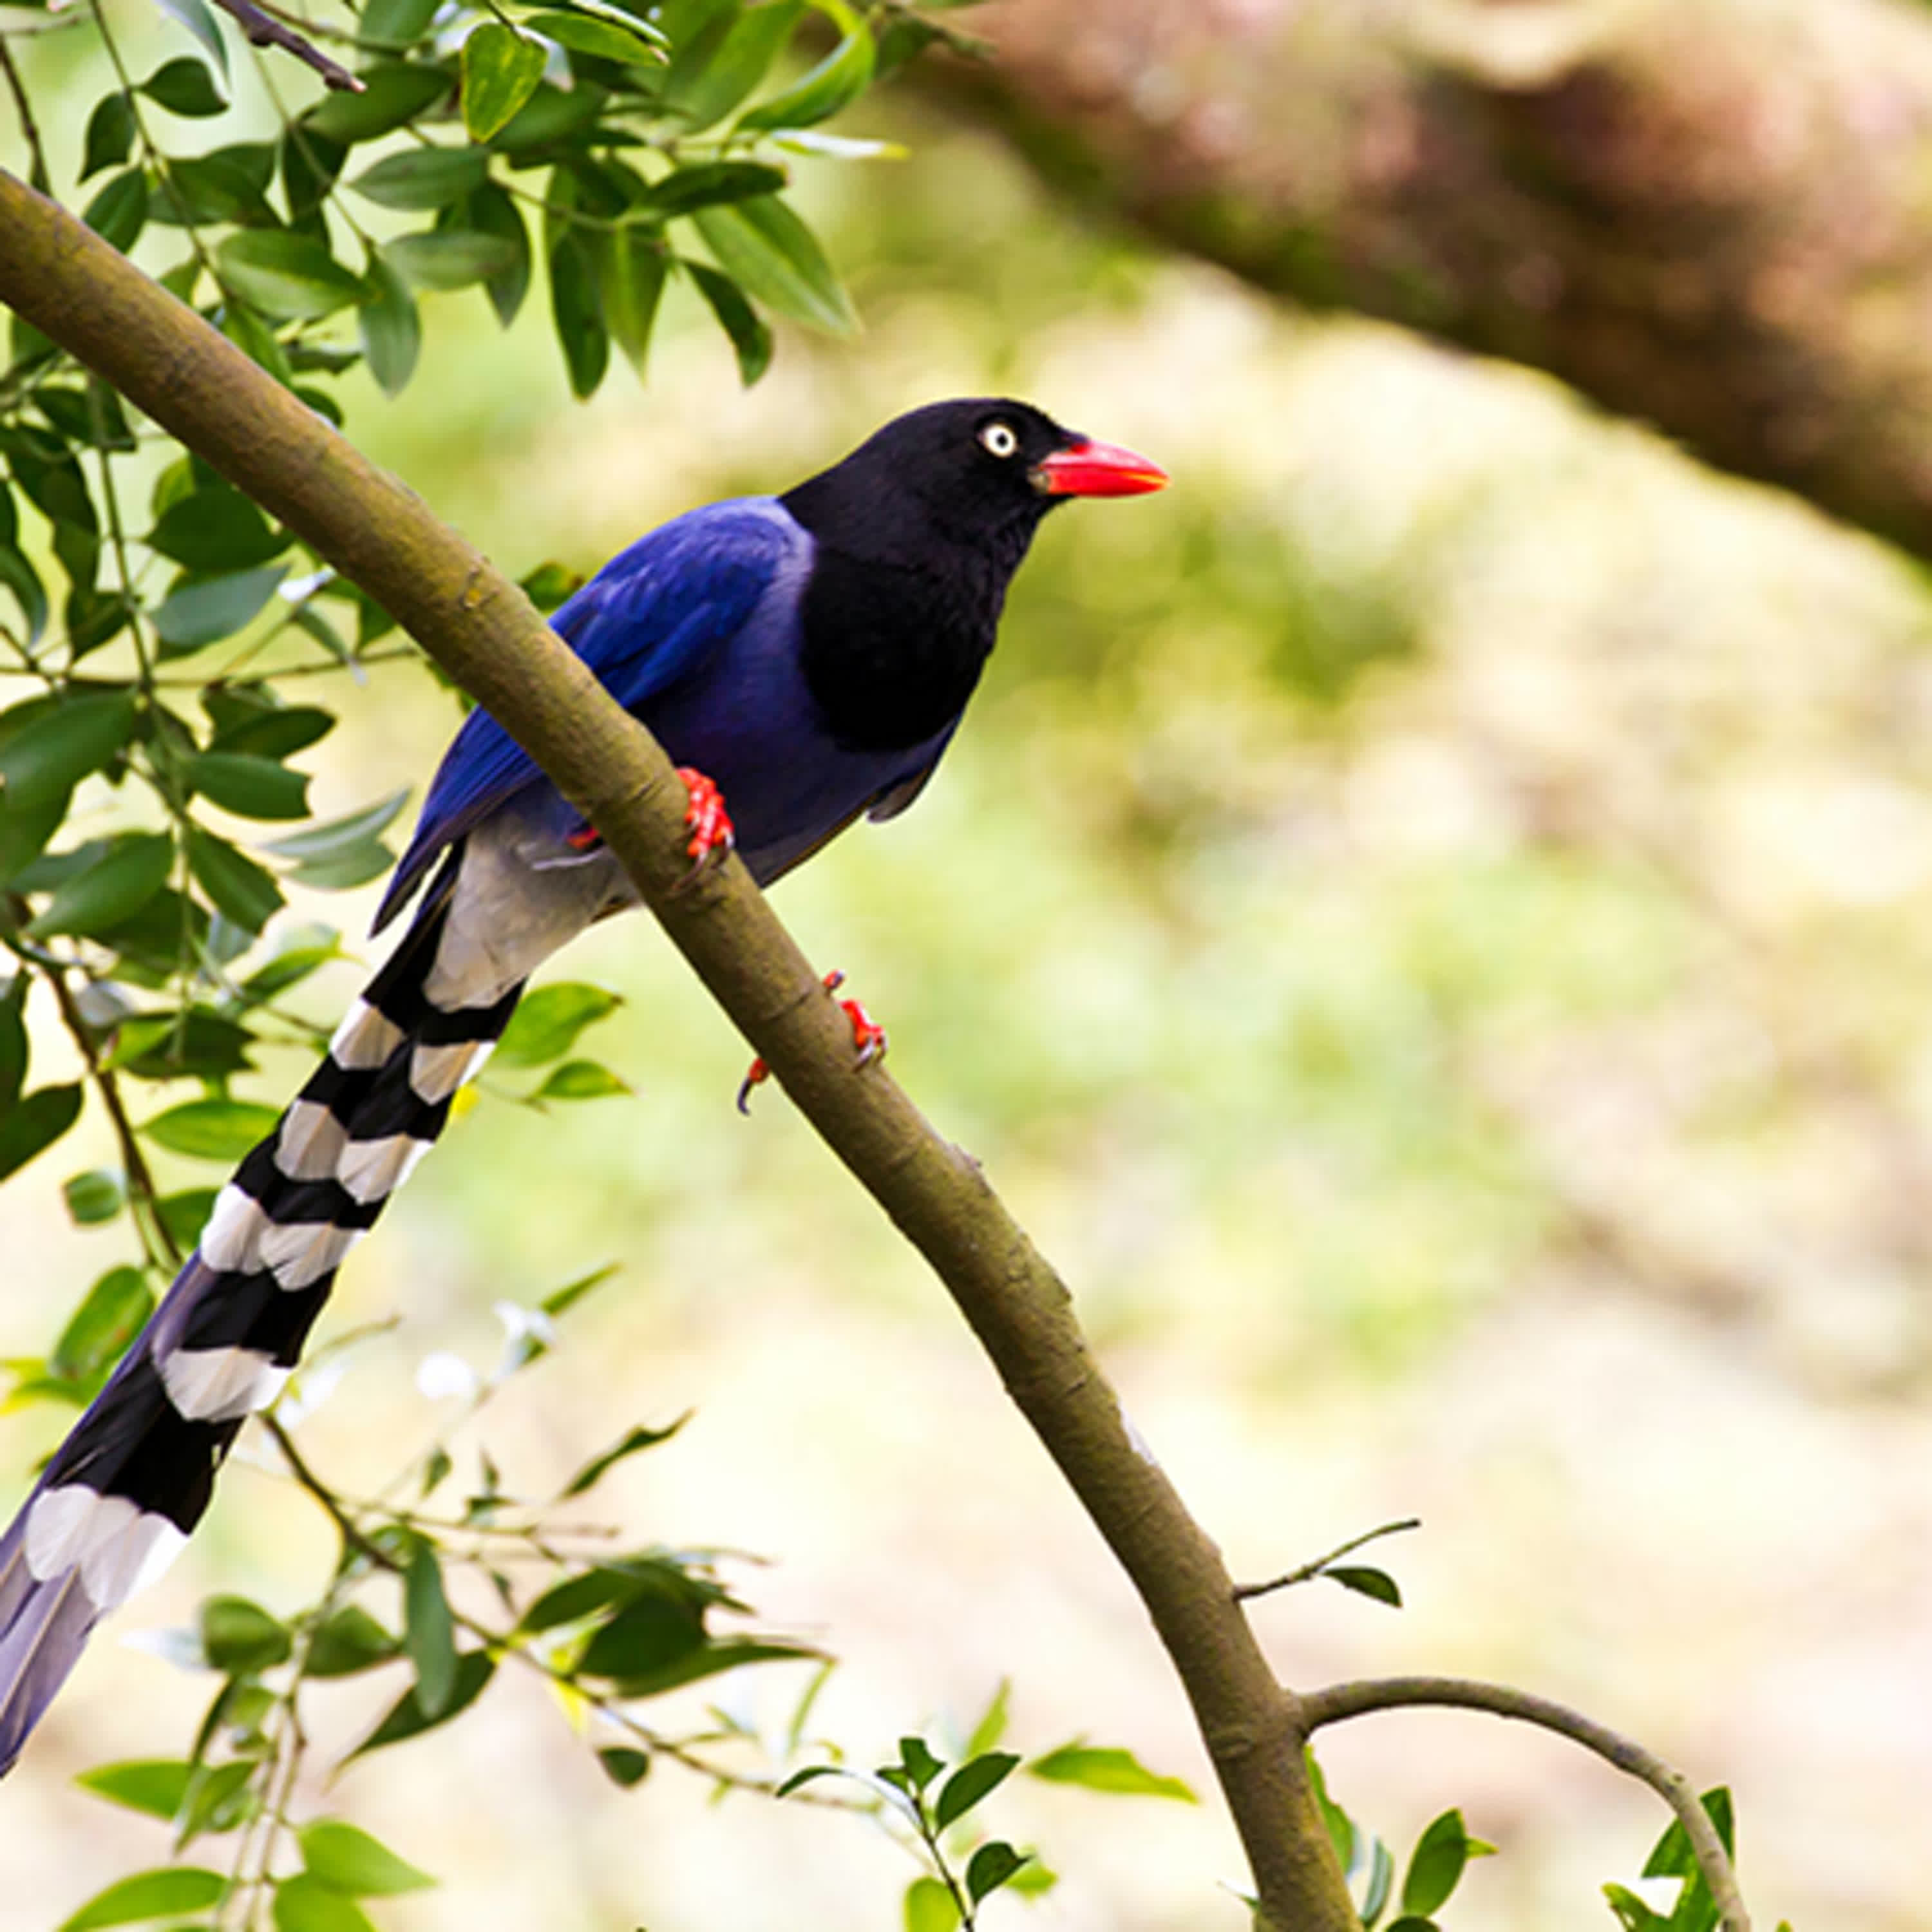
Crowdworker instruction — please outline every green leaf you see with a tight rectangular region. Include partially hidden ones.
[1604,1884,1673,1932]
[174,1757,257,1845]
[1027,1744,1196,1803]
[403,1540,459,1716]
[218,231,365,321]
[158,1186,219,1255]
[306,62,449,144]
[495,982,621,1066]
[526,10,663,63]
[83,170,149,254]
[462,23,548,142]
[684,258,770,384]
[1326,1564,1402,1609]
[198,1593,292,1672]
[261,787,408,862]
[82,92,136,180]
[533,1058,629,1101]
[145,1097,280,1162]
[895,1734,944,1792]
[305,1605,401,1678]
[187,751,312,820]
[187,826,285,933]
[0,978,24,1113]
[110,1008,256,1082]
[385,229,520,292]
[153,0,229,80]
[148,487,288,572]
[665,0,800,131]
[48,1265,153,1381]
[354,1648,495,1755]
[488,77,603,153]
[64,1167,125,1226]
[1643,1789,1735,1876]
[902,1877,959,1932]
[548,227,608,399]
[596,1745,650,1786]
[153,565,289,653]
[357,0,440,48]
[0,688,139,807]
[741,13,873,130]
[965,1841,1029,1906]
[28,835,173,938]
[74,1759,194,1822]
[638,160,785,220]
[298,1820,435,1896]
[0,542,48,645]
[151,150,276,227]
[1361,1836,1396,1927]
[934,1750,1019,1831]
[272,1874,378,1932]
[211,703,335,761]
[557,1416,688,1498]
[350,147,490,211]
[359,254,421,398]
[1401,1808,1484,1918]
[693,193,856,334]
[281,126,346,220]
[605,227,666,377]
[462,183,531,326]
[142,55,227,117]
[964,1678,1010,1758]
[57,1868,227,1932]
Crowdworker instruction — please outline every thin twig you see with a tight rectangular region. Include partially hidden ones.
[1298,1676,1752,1932]
[0,40,46,189]
[205,0,363,91]
[1234,1517,1421,1602]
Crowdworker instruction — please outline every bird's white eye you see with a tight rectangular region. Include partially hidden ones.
[979,421,1019,459]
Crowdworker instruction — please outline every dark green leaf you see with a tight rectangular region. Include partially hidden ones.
[638,159,784,219]
[1326,1564,1402,1608]
[142,55,227,117]
[741,14,872,130]
[605,227,666,377]
[403,1540,458,1716]
[83,170,149,254]
[1642,1790,1735,1876]
[146,1097,279,1162]
[147,487,289,572]
[261,787,407,862]
[358,254,421,397]
[305,1605,401,1678]
[462,183,531,326]
[0,689,138,807]
[218,231,365,321]
[0,978,24,1113]
[488,77,603,153]
[1401,1808,1483,1918]
[665,0,800,131]
[354,1648,495,1755]
[298,1819,435,1896]
[684,259,770,384]
[0,543,48,644]
[110,1007,257,1081]
[357,0,440,48]
[596,1745,650,1786]
[902,1877,958,1932]
[934,1751,1019,1831]
[64,1168,125,1226]
[281,126,346,221]
[965,1841,1029,1906]
[187,828,287,934]
[158,1186,219,1255]
[574,1587,705,1681]
[495,981,621,1066]
[693,193,855,334]
[549,229,608,398]
[895,1734,943,1792]
[187,752,312,820]
[557,1417,688,1498]
[271,1873,378,1932]
[173,1757,256,1844]
[28,834,173,938]
[462,23,547,142]
[150,151,276,226]
[539,1260,618,1317]
[50,1266,152,1381]
[153,0,229,79]
[153,566,289,652]
[198,1595,292,1673]
[306,62,449,144]
[57,1867,227,1932]
[82,93,137,180]
[211,703,335,761]
[350,147,489,211]
[527,9,663,63]
[604,1634,818,1700]
[384,229,520,292]
[74,1759,194,1822]
[1027,1744,1196,1803]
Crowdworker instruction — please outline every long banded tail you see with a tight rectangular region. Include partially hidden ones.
[0,864,533,1776]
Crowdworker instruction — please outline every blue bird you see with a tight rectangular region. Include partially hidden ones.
[0,398,1166,1776]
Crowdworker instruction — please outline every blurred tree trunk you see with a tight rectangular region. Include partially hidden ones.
[931,0,1932,561]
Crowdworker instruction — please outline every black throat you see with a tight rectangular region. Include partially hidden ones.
[781,473,1048,755]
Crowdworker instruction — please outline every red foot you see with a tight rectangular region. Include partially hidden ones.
[737,970,888,1115]
[676,766,734,882]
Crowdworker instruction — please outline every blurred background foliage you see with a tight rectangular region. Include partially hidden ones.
[4,1,1931,1929]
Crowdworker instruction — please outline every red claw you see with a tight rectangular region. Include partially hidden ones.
[735,969,889,1114]
[676,766,735,883]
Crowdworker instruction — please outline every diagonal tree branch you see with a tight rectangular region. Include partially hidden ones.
[203,0,364,93]
[0,165,1354,1932]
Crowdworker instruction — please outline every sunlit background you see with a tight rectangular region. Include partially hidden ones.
[4,8,1930,1929]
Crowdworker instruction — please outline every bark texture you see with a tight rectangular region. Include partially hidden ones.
[936,0,1932,560]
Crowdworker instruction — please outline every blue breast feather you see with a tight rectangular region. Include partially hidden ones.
[373,500,797,933]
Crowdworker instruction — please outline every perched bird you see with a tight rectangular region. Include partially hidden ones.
[0,398,1166,1775]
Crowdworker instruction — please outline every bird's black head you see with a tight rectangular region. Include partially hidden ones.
[781,398,1166,753]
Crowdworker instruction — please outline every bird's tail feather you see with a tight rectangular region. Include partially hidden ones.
[0,864,532,1776]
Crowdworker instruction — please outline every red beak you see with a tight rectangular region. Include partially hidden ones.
[1032,437,1169,499]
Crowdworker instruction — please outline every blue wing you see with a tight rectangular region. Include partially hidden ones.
[373,499,799,933]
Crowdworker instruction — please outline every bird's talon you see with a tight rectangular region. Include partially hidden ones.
[734,971,886,1111]
[676,767,734,884]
